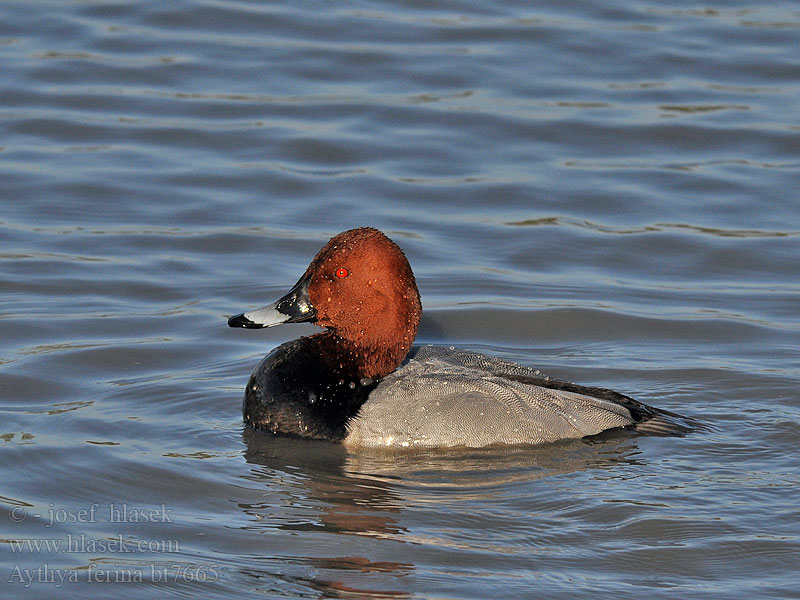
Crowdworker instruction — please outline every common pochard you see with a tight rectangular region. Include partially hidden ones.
[228,227,688,448]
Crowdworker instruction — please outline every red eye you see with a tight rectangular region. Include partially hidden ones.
[335,267,349,278]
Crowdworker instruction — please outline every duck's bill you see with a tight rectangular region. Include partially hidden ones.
[227,305,289,328]
[228,273,317,329]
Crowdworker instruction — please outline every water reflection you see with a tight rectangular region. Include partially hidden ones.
[238,428,647,597]
[241,427,648,517]
[240,429,406,535]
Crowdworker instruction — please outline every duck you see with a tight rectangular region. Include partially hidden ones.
[228,227,688,448]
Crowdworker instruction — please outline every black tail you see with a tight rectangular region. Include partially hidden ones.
[633,406,698,436]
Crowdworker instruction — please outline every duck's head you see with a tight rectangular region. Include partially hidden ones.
[229,227,422,378]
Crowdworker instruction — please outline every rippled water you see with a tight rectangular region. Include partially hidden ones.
[2,1,799,598]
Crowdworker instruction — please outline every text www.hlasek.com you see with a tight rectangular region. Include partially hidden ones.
[9,534,179,554]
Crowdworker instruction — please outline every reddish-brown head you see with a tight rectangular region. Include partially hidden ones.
[228,227,422,378]
[302,227,422,378]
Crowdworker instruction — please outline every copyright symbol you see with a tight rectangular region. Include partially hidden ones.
[9,506,27,522]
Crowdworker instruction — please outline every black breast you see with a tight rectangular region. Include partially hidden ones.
[242,336,378,440]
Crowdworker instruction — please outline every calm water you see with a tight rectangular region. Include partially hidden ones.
[2,1,799,598]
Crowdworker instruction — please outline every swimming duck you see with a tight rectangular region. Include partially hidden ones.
[228,227,687,448]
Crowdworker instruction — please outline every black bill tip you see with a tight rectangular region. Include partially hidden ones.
[228,313,264,329]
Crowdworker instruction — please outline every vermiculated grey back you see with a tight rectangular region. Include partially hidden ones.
[344,345,639,448]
